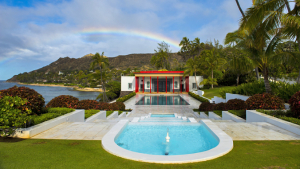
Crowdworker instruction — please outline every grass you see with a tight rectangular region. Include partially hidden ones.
[193,109,222,117]
[106,111,114,117]
[228,110,246,119]
[202,86,236,99]
[118,111,123,115]
[256,109,300,125]
[0,139,299,168]
[85,109,100,119]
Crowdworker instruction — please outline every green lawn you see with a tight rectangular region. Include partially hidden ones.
[202,86,235,99]
[0,139,299,168]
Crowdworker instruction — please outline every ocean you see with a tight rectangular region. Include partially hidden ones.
[0,81,100,105]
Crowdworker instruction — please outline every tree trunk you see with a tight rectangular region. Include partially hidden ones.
[211,70,214,89]
[284,0,291,13]
[100,66,108,102]
[255,67,259,80]
[235,0,246,18]
[297,37,300,84]
[236,74,240,86]
[263,66,272,93]
[194,71,198,90]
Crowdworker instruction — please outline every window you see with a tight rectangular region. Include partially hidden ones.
[128,83,132,89]
[175,81,178,88]
[192,83,196,89]
[147,81,150,88]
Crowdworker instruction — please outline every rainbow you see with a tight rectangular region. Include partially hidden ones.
[79,28,181,49]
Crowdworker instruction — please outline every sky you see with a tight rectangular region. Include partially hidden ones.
[0,0,253,80]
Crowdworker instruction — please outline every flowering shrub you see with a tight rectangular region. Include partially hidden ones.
[227,99,247,110]
[46,95,79,109]
[0,86,45,115]
[0,95,31,137]
[288,91,300,118]
[214,103,228,111]
[99,102,110,110]
[199,102,214,111]
[245,93,284,110]
[77,100,100,110]
[113,102,125,111]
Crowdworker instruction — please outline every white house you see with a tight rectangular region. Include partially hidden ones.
[121,71,203,93]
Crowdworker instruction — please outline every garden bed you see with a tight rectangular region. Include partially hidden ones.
[256,109,300,126]
[85,109,100,119]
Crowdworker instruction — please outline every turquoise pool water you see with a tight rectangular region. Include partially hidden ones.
[115,124,219,155]
[151,114,175,117]
[135,95,189,105]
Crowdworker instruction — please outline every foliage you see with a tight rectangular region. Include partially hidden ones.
[214,103,228,111]
[0,86,45,115]
[257,109,300,125]
[228,110,246,119]
[85,109,100,119]
[288,91,300,118]
[0,95,31,137]
[77,100,100,110]
[27,108,74,127]
[188,92,209,103]
[150,41,171,70]
[245,93,285,110]
[213,110,222,117]
[226,99,247,110]
[46,95,79,109]
[116,92,136,102]
[199,102,214,111]
[219,80,300,102]
[106,110,114,117]
[106,81,121,98]
[112,102,125,111]
[99,102,110,110]
[184,56,202,89]
[107,102,122,111]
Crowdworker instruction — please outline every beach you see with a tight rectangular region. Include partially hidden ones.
[18,83,103,92]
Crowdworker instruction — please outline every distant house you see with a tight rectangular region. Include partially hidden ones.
[58,71,64,75]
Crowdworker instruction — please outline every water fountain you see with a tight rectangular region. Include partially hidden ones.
[165,128,170,155]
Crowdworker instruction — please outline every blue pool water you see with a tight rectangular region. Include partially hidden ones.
[135,95,189,105]
[115,124,219,155]
[151,114,175,117]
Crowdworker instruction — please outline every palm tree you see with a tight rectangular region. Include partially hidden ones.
[200,48,227,89]
[178,37,192,61]
[235,0,245,18]
[184,56,202,90]
[90,52,109,102]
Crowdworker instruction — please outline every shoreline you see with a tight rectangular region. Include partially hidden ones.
[18,83,103,92]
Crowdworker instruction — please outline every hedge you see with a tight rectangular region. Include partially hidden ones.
[256,109,300,126]
[116,92,136,102]
[188,92,210,103]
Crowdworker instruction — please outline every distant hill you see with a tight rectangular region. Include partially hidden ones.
[7,53,183,82]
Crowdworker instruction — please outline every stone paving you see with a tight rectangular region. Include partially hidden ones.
[32,94,300,141]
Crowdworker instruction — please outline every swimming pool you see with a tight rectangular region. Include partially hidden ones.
[135,95,189,105]
[115,124,219,155]
[151,114,175,117]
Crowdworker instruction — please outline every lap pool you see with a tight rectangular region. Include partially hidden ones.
[135,95,189,105]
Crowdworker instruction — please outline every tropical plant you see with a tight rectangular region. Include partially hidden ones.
[288,91,300,118]
[245,93,285,110]
[200,48,227,88]
[199,102,214,111]
[90,52,109,102]
[227,99,247,110]
[77,100,100,110]
[150,41,171,70]
[46,95,79,109]
[184,56,202,89]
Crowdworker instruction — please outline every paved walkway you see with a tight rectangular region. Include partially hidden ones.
[32,94,300,141]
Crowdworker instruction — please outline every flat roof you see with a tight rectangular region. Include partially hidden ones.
[134,71,184,74]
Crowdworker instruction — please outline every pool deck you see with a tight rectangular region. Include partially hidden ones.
[32,94,300,141]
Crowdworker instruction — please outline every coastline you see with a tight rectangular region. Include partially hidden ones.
[18,83,103,92]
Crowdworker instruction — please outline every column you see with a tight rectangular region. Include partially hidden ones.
[135,77,139,92]
[173,76,174,93]
[143,76,144,93]
[166,76,167,93]
[186,76,189,92]
[180,76,182,93]
[157,76,159,93]
[150,76,151,93]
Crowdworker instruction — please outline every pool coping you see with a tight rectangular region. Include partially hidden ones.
[102,119,233,164]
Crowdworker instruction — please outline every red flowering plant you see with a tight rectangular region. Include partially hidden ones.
[77,100,100,110]
[99,102,110,110]
[46,95,79,109]
[245,93,284,110]
[288,91,300,118]
[199,102,214,111]
[214,103,228,111]
[227,99,247,110]
[0,86,45,115]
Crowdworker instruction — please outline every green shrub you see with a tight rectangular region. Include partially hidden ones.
[199,102,214,111]
[46,95,79,109]
[116,92,136,102]
[288,91,300,118]
[85,109,100,119]
[219,80,300,102]
[188,92,210,103]
[77,100,100,110]
[27,108,74,127]
[228,110,246,119]
[0,86,45,115]
[0,95,31,137]
[227,99,247,110]
[214,103,228,111]
[245,93,285,110]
